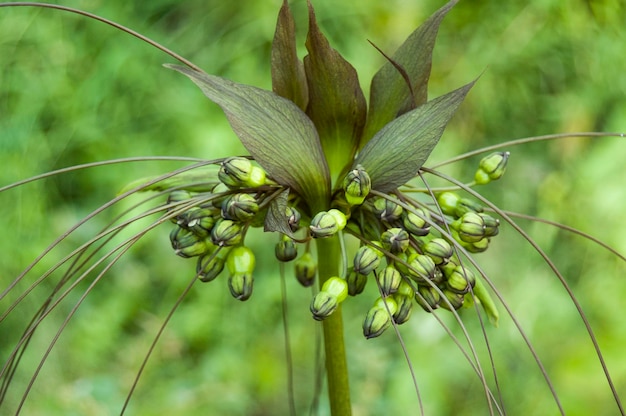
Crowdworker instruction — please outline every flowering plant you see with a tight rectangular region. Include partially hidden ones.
[1,1,624,415]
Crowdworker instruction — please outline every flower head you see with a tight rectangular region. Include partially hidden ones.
[134,0,500,334]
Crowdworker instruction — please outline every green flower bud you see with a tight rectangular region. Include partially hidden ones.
[353,245,382,275]
[373,197,403,222]
[445,265,476,294]
[381,227,410,254]
[422,238,453,265]
[327,209,347,231]
[439,288,465,311]
[286,206,301,232]
[169,226,209,258]
[478,213,500,237]
[346,269,368,296]
[221,193,259,222]
[402,209,431,237]
[211,219,244,247]
[343,164,371,206]
[294,252,317,287]
[218,157,267,189]
[454,198,483,218]
[396,279,415,298]
[474,169,491,186]
[310,291,339,321]
[226,246,255,300]
[461,236,490,253]
[219,157,254,188]
[275,235,298,262]
[309,211,339,238]
[393,251,410,276]
[363,297,398,339]
[376,266,402,296]
[226,245,256,274]
[321,277,349,303]
[248,166,267,188]
[415,285,441,312]
[228,272,253,301]
[404,253,437,283]
[392,292,413,324]
[196,252,225,282]
[436,192,460,216]
[177,207,217,237]
[475,152,510,185]
[454,211,486,243]
[438,260,457,277]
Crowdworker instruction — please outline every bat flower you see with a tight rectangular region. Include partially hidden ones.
[145,0,504,334]
[156,0,501,318]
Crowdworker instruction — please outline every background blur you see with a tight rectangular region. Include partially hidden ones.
[1,0,625,414]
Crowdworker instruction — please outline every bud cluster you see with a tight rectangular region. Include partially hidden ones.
[165,158,336,301]
[162,156,505,338]
[304,165,506,339]
[166,157,272,301]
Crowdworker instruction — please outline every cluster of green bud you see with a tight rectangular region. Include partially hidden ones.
[436,191,501,253]
[165,158,326,302]
[313,161,507,338]
[306,193,480,336]
[161,155,504,337]
[164,159,271,301]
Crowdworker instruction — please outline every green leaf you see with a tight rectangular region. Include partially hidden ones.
[166,64,330,206]
[264,188,295,237]
[361,0,459,146]
[354,80,475,193]
[303,1,366,182]
[271,0,308,110]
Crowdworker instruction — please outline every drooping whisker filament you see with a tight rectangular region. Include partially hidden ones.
[0,194,188,401]
[1,159,248,408]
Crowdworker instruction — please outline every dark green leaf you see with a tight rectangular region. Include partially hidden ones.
[264,188,295,237]
[303,1,366,182]
[361,0,459,146]
[354,80,475,193]
[271,0,308,110]
[166,64,330,205]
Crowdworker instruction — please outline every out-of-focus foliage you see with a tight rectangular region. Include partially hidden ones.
[0,0,624,415]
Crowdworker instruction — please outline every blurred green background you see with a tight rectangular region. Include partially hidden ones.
[1,0,625,414]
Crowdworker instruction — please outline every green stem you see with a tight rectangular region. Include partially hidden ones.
[316,236,352,416]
